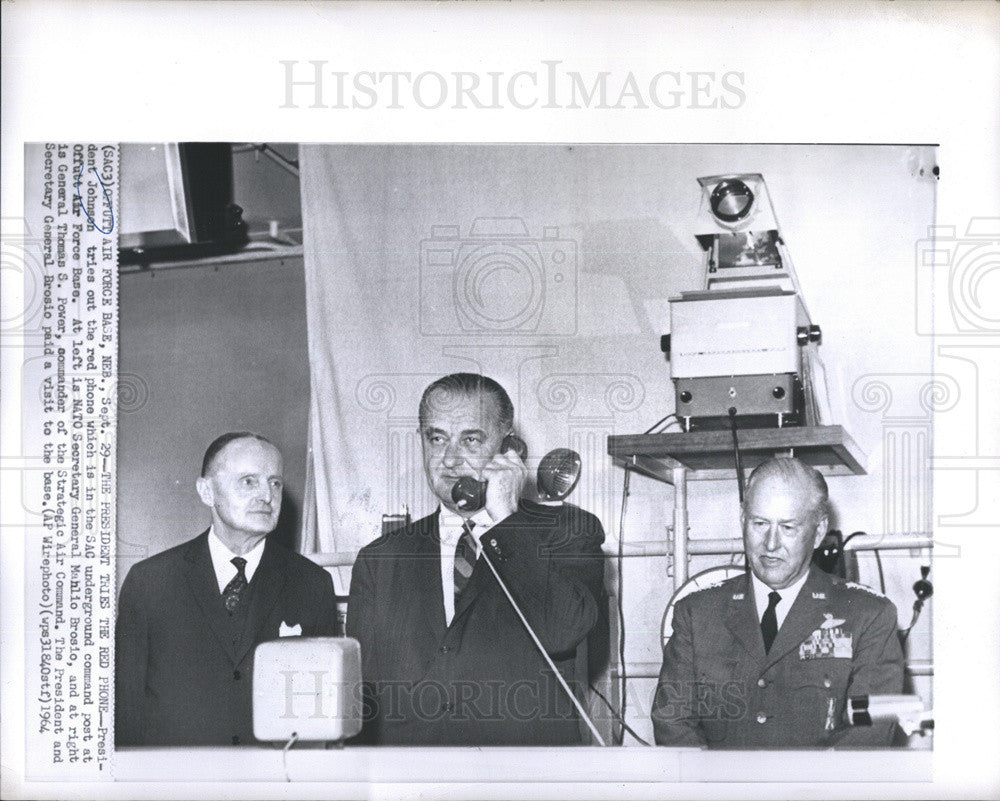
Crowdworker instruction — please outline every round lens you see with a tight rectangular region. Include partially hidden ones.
[710,179,755,223]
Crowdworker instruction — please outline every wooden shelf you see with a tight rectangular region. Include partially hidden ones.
[607,425,866,484]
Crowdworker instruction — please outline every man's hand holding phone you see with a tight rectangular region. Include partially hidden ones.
[482,440,529,523]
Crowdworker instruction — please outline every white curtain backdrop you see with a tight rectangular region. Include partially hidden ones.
[297,144,702,557]
[298,144,936,574]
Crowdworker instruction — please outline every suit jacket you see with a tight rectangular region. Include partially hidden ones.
[651,565,904,748]
[115,531,340,746]
[346,501,606,745]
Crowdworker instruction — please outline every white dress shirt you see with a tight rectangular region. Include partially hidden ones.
[207,526,266,593]
[751,568,810,631]
[438,506,496,626]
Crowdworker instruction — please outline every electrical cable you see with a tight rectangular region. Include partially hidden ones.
[281,731,299,782]
[589,683,651,746]
[643,413,679,435]
[477,546,607,746]
[899,604,922,643]
[727,408,745,504]
[873,549,887,595]
[841,530,866,547]
[232,143,301,177]
[615,466,632,746]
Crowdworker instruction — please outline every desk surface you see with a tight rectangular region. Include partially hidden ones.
[114,745,930,784]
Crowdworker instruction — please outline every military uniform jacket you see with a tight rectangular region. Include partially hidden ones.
[346,501,606,745]
[115,531,340,746]
[651,565,904,748]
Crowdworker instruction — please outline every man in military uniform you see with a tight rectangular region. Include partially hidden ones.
[651,457,904,748]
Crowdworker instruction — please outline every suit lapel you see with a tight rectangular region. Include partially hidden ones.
[234,539,288,665]
[416,512,448,641]
[453,549,491,623]
[764,566,831,669]
[182,530,240,665]
[723,573,767,663]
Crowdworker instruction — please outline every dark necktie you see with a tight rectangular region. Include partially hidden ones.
[760,590,781,653]
[453,520,477,601]
[223,556,248,613]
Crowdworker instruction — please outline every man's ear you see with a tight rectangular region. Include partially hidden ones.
[813,514,830,549]
[195,476,213,508]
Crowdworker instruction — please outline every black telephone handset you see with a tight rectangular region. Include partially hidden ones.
[451,434,528,513]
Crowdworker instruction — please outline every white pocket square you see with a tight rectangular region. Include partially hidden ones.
[279,621,302,637]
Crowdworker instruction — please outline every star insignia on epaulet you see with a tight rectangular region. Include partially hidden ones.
[844,580,887,598]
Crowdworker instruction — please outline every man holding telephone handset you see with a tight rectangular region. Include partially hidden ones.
[347,373,606,745]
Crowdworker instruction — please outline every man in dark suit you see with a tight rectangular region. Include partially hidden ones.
[115,432,340,746]
[347,373,606,745]
[651,457,904,748]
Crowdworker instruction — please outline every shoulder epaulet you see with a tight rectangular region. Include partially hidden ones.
[843,580,888,598]
[688,573,744,596]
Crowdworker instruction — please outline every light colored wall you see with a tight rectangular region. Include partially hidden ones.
[117,254,311,581]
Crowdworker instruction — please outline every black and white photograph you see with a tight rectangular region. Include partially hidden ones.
[112,142,939,754]
[3,3,999,800]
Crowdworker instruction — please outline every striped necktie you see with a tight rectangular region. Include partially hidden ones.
[453,520,477,601]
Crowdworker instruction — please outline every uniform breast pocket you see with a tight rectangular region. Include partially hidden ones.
[791,657,852,693]
[789,658,852,733]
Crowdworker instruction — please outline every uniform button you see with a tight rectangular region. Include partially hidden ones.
[823,677,832,688]
[756,713,767,724]
[439,645,451,654]
[232,735,240,745]
[233,670,241,680]
[489,538,498,548]
[757,678,767,688]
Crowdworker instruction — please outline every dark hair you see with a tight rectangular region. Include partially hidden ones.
[417,373,514,432]
[744,456,830,520]
[200,431,274,477]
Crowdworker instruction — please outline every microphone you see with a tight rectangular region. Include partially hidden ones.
[847,694,933,736]
[536,447,582,502]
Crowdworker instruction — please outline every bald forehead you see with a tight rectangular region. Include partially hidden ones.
[423,387,502,426]
[207,437,281,475]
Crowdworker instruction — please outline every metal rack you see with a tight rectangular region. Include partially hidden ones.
[606,425,870,584]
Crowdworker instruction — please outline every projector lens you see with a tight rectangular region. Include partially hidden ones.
[710,179,755,223]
